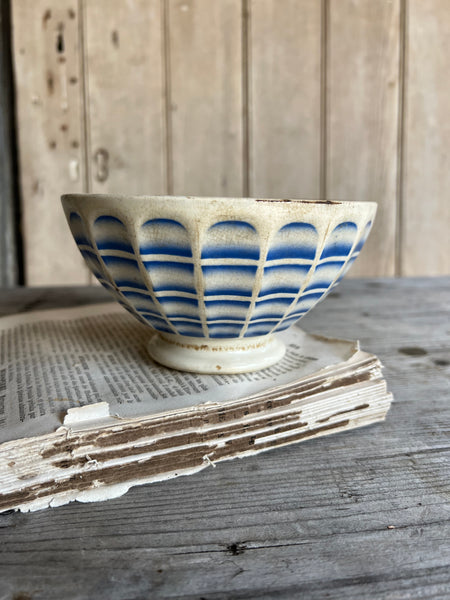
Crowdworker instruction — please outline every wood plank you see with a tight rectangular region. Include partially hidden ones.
[0,0,19,286]
[326,0,401,277]
[83,0,166,196]
[0,278,449,599]
[168,0,243,196]
[401,0,450,276]
[0,285,111,317]
[249,0,322,199]
[11,0,89,285]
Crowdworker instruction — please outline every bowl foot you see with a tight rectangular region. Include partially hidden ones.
[146,332,286,374]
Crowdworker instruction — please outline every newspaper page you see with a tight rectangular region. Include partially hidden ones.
[0,303,358,444]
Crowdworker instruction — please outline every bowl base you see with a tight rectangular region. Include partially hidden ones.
[146,332,286,374]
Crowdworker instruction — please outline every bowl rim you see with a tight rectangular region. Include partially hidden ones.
[61,193,377,209]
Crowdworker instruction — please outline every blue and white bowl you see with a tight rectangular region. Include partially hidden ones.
[62,194,376,373]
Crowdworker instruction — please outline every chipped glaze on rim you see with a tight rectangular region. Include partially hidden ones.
[62,193,377,209]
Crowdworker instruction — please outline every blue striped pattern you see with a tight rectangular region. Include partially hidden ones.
[246,223,318,336]
[69,212,104,281]
[139,219,203,336]
[273,221,359,332]
[266,222,317,261]
[69,212,370,340]
[336,220,373,283]
[202,221,259,337]
[94,216,134,253]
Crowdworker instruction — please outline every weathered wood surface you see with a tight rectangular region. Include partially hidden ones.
[326,0,400,278]
[168,0,244,196]
[1,277,449,599]
[249,0,322,199]
[0,0,19,287]
[11,0,450,284]
[84,0,167,197]
[401,0,450,276]
[11,0,90,285]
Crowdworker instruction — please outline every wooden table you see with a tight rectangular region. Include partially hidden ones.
[1,277,449,600]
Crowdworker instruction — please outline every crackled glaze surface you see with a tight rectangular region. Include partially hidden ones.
[62,195,376,372]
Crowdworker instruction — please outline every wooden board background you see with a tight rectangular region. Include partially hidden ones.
[401,0,450,276]
[0,0,19,286]
[8,0,450,285]
[12,0,90,285]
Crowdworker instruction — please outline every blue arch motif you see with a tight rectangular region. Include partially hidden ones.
[69,212,92,248]
[271,220,360,333]
[201,220,259,338]
[302,220,358,296]
[336,220,372,281]
[75,211,369,340]
[320,221,358,261]
[201,221,259,261]
[93,215,134,253]
[91,215,143,297]
[139,218,193,257]
[136,218,203,336]
[266,222,317,261]
[70,212,106,283]
[242,222,318,337]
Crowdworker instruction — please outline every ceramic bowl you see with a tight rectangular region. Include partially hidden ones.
[62,194,376,374]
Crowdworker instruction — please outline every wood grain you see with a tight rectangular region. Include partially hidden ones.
[249,0,322,199]
[9,0,450,285]
[0,277,449,599]
[401,0,450,275]
[83,0,166,196]
[0,0,19,286]
[11,0,90,285]
[326,0,401,277]
[167,0,243,196]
